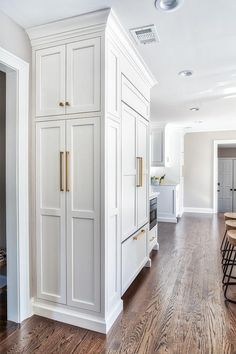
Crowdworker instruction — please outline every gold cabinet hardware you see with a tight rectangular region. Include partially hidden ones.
[133,229,146,240]
[59,102,64,107]
[65,101,70,106]
[136,157,144,187]
[66,151,70,192]
[60,152,65,192]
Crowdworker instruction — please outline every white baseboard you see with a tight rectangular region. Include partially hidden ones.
[158,217,177,223]
[33,299,123,334]
[184,207,214,214]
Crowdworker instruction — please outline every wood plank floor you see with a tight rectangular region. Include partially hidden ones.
[1,213,236,353]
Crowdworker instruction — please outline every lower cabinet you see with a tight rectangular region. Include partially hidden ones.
[153,184,180,223]
[36,117,100,312]
[122,224,148,295]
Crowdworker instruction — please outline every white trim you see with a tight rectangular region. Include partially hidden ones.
[184,207,214,214]
[157,217,177,223]
[33,300,123,334]
[213,139,236,214]
[0,47,30,323]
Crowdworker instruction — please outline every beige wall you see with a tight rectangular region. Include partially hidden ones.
[218,148,236,158]
[184,131,236,209]
[0,10,31,63]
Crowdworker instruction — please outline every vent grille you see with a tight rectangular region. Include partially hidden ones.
[130,25,159,45]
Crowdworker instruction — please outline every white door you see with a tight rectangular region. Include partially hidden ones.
[218,158,233,212]
[66,38,101,114]
[66,118,100,312]
[36,121,66,304]
[136,115,149,228]
[36,45,66,117]
[121,103,137,241]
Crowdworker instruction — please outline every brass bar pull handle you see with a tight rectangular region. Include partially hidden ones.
[140,157,143,187]
[60,152,65,192]
[136,157,143,187]
[133,229,145,241]
[136,157,141,187]
[66,151,70,192]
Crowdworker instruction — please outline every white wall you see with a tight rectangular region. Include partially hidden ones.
[151,125,183,184]
[184,131,236,210]
[0,10,31,63]
[0,71,6,249]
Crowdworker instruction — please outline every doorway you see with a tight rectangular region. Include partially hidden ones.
[0,47,30,324]
[213,140,236,213]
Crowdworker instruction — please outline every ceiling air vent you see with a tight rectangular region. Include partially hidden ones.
[130,25,159,45]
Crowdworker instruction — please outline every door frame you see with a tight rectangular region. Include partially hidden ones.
[213,139,236,213]
[0,46,31,323]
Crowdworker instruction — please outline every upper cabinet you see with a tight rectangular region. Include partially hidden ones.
[151,127,165,167]
[36,45,66,117]
[35,38,101,117]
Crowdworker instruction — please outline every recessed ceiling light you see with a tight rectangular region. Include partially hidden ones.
[194,120,203,124]
[155,0,183,11]
[190,107,199,112]
[178,70,193,77]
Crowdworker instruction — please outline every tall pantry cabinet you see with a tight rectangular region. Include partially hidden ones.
[27,9,156,334]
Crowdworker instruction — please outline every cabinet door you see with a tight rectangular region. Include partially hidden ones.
[36,46,66,117]
[137,116,149,228]
[36,121,66,304]
[151,127,164,166]
[66,118,100,312]
[66,38,101,114]
[121,103,137,241]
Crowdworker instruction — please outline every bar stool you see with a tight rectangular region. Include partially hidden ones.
[223,230,236,303]
[222,220,236,266]
[221,213,236,253]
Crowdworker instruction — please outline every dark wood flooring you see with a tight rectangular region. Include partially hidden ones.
[1,213,236,353]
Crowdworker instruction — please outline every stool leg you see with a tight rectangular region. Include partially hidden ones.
[224,247,236,304]
[222,238,229,264]
[222,244,234,284]
[221,229,227,252]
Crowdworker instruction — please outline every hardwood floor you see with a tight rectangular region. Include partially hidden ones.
[1,213,236,353]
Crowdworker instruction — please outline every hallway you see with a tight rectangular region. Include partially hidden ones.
[0,214,236,353]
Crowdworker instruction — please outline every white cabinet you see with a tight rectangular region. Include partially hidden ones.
[121,103,149,241]
[151,127,165,167]
[35,38,101,117]
[36,46,66,117]
[66,118,100,311]
[66,38,101,114]
[137,116,149,228]
[121,104,137,240]
[36,121,66,303]
[29,8,156,334]
[122,224,148,294]
[36,118,100,312]
[153,184,180,223]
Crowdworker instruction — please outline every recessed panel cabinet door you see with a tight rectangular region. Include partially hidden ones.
[137,116,149,228]
[36,46,66,117]
[66,118,100,312]
[66,38,101,114]
[36,121,66,304]
[121,104,137,241]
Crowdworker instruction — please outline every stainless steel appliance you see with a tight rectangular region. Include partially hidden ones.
[150,197,157,230]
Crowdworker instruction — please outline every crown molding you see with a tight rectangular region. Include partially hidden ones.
[107,10,157,88]
[26,8,110,47]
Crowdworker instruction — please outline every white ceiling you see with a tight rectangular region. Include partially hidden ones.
[2,0,236,130]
